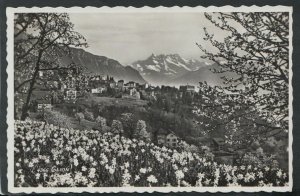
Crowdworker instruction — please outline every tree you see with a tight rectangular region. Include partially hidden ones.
[134,120,151,142]
[111,120,124,135]
[194,83,283,148]
[120,113,137,139]
[96,116,109,132]
[75,112,84,125]
[196,12,289,146]
[14,13,87,120]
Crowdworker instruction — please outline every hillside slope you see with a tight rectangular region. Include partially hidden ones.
[63,48,147,83]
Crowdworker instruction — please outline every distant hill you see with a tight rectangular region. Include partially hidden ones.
[169,63,230,87]
[62,48,147,84]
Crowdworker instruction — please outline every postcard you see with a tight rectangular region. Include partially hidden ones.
[6,6,293,193]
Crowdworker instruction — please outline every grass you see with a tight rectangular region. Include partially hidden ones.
[78,94,148,108]
[68,117,98,130]
[32,90,52,99]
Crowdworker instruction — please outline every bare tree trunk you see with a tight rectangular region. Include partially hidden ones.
[20,50,43,120]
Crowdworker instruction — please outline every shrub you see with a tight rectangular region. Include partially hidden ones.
[75,112,84,125]
[84,110,94,121]
[134,120,151,142]
[96,116,109,132]
[111,120,124,135]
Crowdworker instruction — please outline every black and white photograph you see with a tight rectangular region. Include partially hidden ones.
[6,6,293,193]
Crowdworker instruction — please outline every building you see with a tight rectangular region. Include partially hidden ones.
[38,70,54,79]
[179,85,195,93]
[166,132,179,147]
[123,88,140,99]
[91,75,102,81]
[46,80,59,89]
[117,80,124,89]
[65,76,76,89]
[179,85,186,92]
[88,75,107,88]
[147,86,156,91]
[89,79,106,89]
[135,92,141,99]
[91,87,106,94]
[91,88,98,94]
[129,88,136,96]
[123,83,130,91]
[139,90,148,99]
[127,81,136,88]
[64,89,77,101]
[149,91,157,100]
[138,83,149,90]
[157,131,180,148]
[211,137,225,151]
[36,100,52,111]
[109,82,116,88]
[186,85,195,93]
[39,71,44,78]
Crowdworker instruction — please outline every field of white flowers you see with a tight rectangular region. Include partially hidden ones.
[14,120,288,187]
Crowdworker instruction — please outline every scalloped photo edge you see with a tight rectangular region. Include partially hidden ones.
[6,6,293,193]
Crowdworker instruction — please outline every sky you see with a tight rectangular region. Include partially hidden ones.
[69,12,231,65]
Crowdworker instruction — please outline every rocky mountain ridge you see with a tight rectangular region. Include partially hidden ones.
[130,53,224,86]
[63,48,147,84]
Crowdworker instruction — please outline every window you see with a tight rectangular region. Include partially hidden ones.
[167,139,170,142]
[173,139,176,142]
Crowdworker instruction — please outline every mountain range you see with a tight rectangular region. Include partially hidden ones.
[18,29,227,87]
[130,53,226,87]
[64,48,228,87]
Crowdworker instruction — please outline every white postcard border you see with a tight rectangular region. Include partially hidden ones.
[6,6,293,193]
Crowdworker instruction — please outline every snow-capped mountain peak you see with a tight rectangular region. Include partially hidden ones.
[132,53,200,73]
[130,53,211,86]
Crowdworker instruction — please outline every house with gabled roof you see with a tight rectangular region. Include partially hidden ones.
[211,137,226,151]
[157,130,180,148]
[166,132,180,147]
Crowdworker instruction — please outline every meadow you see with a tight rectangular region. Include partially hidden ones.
[14,120,288,187]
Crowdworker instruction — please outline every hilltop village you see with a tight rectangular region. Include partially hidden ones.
[37,70,196,102]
